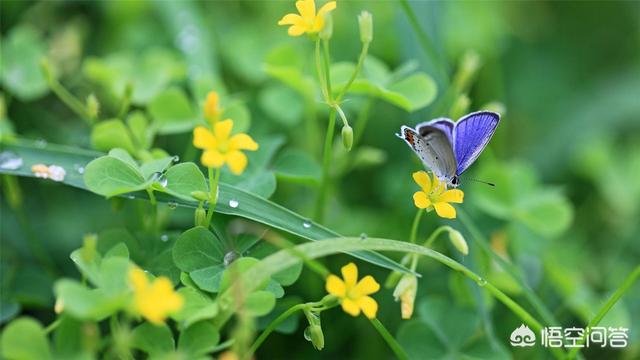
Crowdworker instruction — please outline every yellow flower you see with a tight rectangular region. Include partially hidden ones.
[278,0,337,36]
[412,171,464,219]
[203,91,222,124]
[128,267,183,325]
[325,262,380,319]
[193,119,259,175]
[392,274,417,319]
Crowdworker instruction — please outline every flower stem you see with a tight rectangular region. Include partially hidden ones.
[315,108,336,222]
[369,318,409,360]
[249,303,307,356]
[146,188,158,232]
[205,167,221,228]
[457,209,560,329]
[336,41,369,103]
[566,265,640,360]
[41,59,94,125]
[408,209,424,244]
[410,225,451,270]
[44,318,61,334]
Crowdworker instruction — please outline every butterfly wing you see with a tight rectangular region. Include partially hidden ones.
[453,111,500,175]
[399,124,457,181]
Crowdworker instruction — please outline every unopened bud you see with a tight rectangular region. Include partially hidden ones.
[393,274,417,319]
[358,11,373,44]
[190,191,209,202]
[319,14,333,40]
[86,94,100,120]
[320,294,340,307]
[54,298,64,314]
[448,229,468,255]
[81,233,98,263]
[341,124,353,151]
[306,325,325,350]
[195,206,207,227]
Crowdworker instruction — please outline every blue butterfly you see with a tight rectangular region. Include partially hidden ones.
[398,111,501,188]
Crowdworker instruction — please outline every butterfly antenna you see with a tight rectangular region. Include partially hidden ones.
[462,176,495,187]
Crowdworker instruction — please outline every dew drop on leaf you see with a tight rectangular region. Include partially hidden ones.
[303,219,312,229]
[35,139,47,148]
[167,201,178,210]
[160,234,169,242]
[224,251,239,266]
[0,151,23,170]
[360,233,368,240]
[228,199,239,208]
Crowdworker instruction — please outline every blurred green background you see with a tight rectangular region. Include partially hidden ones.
[1,1,639,359]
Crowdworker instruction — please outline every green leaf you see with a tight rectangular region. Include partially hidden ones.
[83,155,149,197]
[54,280,126,321]
[516,191,574,238]
[126,111,153,150]
[177,321,220,356]
[172,288,219,328]
[131,323,175,355]
[2,139,410,275]
[219,257,268,292]
[245,291,276,316]
[224,101,251,135]
[108,148,139,169]
[258,84,304,127]
[0,26,48,101]
[273,149,321,184]
[148,87,196,134]
[69,249,102,286]
[173,227,225,272]
[104,243,129,259]
[1,317,52,360]
[99,257,131,293]
[162,163,208,201]
[387,73,438,112]
[52,316,94,358]
[140,156,174,180]
[91,119,137,154]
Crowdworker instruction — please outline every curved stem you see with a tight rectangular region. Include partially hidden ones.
[205,167,221,227]
[369,318,408,360]
[249,303,308,356]
[336,41,369,103]
[410,225,450,270]
[408,209,424,244]
[315,108,336,222]
[567,265,640,360]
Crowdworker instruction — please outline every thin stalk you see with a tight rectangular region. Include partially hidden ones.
[145,188,158,233]
[205,167,221,227]
[457,209,560,328]
[249,303,307,355]
[408,209,424,244]
[321,39,332,95]
[314,39,328,102]
[42,61,93,124]
[336,41,369,103]
[567,265,640,360]
[44,318,61,334]
[398,0,449,85]
[352,99,373,148]
[315,108,336,222]
[369,318,409,360]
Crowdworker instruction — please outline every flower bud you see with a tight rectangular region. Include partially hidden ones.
[194,205,207,227]
[86,94,100,120]
[358,11,373,44]
[448,228,469,255]
[341,124,353,151]
[190,190,209,202]
[393,274,417,319]
[305,325,325,350]
[319,14,333,40]
[54,298,64,314]
[81,233,98,263]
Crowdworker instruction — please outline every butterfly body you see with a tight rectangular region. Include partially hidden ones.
[398,111,500,187]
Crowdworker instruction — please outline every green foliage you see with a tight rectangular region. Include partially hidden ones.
[0,26,49,101]
[1,317,52,360]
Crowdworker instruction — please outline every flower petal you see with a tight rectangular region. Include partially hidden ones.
[278,13,304,26]
[317,1,336,17]
[341,263,358,288]
[226,150,248,175]
[201,149,225,168]
[204,91,220,121]
[193,126,216,149]
[433,202,457,219]
[355,275,380,296]
[229,133,259,151]
[357,296,378,319]
[128,267,148,292]
[341,298,360,317]
[287,25,307,36]
[432,174,444,195]
[325,274,346,297]
[214,119,234,141]
[439,189,464,204]
[296,0,315,21]
[412,171,431,193]
[311,15,325,33]
[413,191,431,209]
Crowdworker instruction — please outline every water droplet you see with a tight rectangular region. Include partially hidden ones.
[303,219,312,229]
[172,155,180,163]
[224,251,239,266]
[73,163,85,174]
[303,326,312,341]
[160,234,169,242]
[360,233,368,240]
[0,151,23,170]
[126,195,135,200]
[228,199,239,208]
[167,201,178,210]
[35,139,47,148]
[159,177,168,187]
[477,278,487,287]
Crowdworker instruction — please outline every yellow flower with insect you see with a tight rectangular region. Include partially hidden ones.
[203,91,222,124]
[128,267,183,325]
[278,0,337,37]
[412,171,464,219]
[325,262,380,319]
[193,119,259,175]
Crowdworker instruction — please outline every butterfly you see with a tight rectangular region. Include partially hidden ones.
[397,111,501,188]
